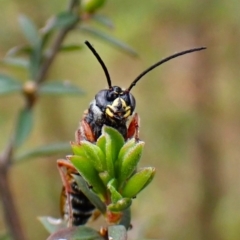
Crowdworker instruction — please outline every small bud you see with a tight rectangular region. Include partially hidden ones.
[23,81,37,95]
[81,0,107,13]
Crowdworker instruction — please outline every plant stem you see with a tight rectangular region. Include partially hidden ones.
[35,0,80,84]
[0,141,26,240]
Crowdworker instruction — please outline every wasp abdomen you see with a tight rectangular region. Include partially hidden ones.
[69,181,95,226]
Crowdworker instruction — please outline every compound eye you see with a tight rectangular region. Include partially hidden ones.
[107,90,118,101]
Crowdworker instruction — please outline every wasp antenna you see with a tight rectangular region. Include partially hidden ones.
[85,41,112,89]
[127,46,206,92]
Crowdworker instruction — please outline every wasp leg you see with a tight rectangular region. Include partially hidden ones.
[57,159,77,227]
[127,113,140,140]
[75,119,96,143]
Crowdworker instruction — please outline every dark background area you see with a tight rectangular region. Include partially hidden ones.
[0,0,240,239]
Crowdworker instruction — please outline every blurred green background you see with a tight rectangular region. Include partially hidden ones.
[1,0,240,239]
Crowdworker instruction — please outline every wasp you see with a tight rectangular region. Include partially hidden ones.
[57,41,206,226]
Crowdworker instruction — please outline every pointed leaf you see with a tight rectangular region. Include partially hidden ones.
[59,44,83,52]
[74,175,106,214]
[46,226,105,240]
[6,45,32,57]
[2,57,29,69]
[0,74,22,95]
[107,180,122,203]
[96,134,106,156]
[70,155,106,197]
[39,81,84,95]
[14,108,33,147]
[79,26,138,57]
[80,140,106,172]
[29,41,42,79]
[15,142,71,162]
[115,138,138,178]
[50,12,78,30]
[99,171,112,186]
[122,167,155,198]
[71,142,87,157]
[92,14,114,29]
[0,73,20,87]
[38,217,67,234]
[103,126,124,178]
[105,135,115,178]
[117,141,144,187]
[103,126,124,162]
[19,15,40,46]
[108,225,127,240]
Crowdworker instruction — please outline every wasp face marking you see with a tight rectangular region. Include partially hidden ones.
[101,86,135,122]
[106,96,132,121]
[84,86,136,140]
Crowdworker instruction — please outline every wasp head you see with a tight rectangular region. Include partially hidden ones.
[95,86,135,122]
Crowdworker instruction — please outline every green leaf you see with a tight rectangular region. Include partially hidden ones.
[19,15,40,46]
[108,225,127,240]
[46,226,105,240]
[92,14,114,29]
[59,44,83,52]
[50,12,78,30]
[70,155,106,198]
[14,108,33,148]
[103,126,125,178]
[107,180,122,203]
[39,81,84,96]
[71,142,87,157]
[115,138,137,177]
[96,135,106,156]
[15,142,71,162]
[117,138,136,164]
[121,167,155,198]
[6,45,32,57]
[103,126,124,162]
[80,140,106,172]
[117,141,144,187]
[107,198,132,212]
[29,40,42,79]
[0,74,22,95]
[2,57,29,69]
[105,135,115,178]
[74,175,106,214]
[99,171,111,186]
[38,217,67,234]
[79,26,138,57]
